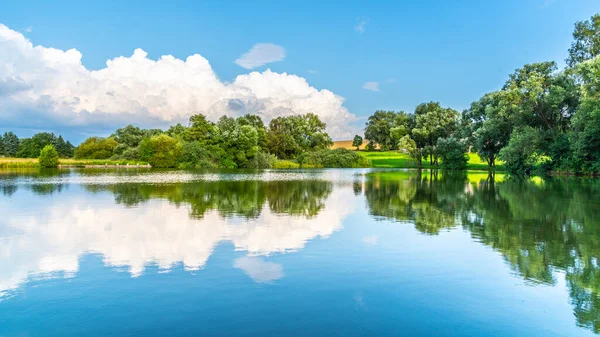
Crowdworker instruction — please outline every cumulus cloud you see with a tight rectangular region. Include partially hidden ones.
[362,82,379,92]
[0,24,358,139]
[235,43,285,69]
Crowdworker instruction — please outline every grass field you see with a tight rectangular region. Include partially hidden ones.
[0,158,149,168]
[330,140,373,150]
[357,151,503,171]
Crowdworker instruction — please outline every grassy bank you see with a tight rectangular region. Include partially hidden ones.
[0,158,149,168]
[357,151,503,171]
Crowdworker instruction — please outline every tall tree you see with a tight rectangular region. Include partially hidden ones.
[462,92,512,169]
[184,114,216,144]
[2,132,19,157]
[567,14,600,67]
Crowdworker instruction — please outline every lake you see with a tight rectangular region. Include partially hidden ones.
[0,168,599,336]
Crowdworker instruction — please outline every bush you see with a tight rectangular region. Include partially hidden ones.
[499,127,541,175]
[437,137,468,170]
[139,134,182,168]
[306,148,370,168]
[247,152,277,169]
[39,144,59,168]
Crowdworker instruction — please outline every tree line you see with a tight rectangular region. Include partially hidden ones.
[1,113,368,169]
[361,13,600,175]
[0,132,75,158]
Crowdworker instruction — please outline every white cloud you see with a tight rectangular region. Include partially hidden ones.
[234,257,283,283]
[22,26,33,33]
[362,82,379,92]
[0,24,358,139]
[234,43,285,69]
[355,18,368,33]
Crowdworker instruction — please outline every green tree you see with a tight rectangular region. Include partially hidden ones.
[437,137,468,170]
[16,132,57,158]
[139,134,182,168]
[411,102,460,166]
[0,136,4,156]
[499,127,542,175]
[352,135,363,150]
[166,123,188,138]
[38,144,59,168]
[462,92,512,169]
[74,137,118,159]
[364,110,407,151]
[567,14,600,67]
[184,113,216,144]
[2,132,19,157]
[265,113,332,159]
[237,114,267,149]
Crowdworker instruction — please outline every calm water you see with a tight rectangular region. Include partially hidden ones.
[0,168,599,337]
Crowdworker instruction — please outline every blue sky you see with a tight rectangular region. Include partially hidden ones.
[1,0,599,142]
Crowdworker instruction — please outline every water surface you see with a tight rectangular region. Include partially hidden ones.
[0,168,599,336]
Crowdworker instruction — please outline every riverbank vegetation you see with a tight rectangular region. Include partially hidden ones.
[360,13,600,175]
[1,113,368,169]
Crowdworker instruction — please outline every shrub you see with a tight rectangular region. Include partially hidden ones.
[307,148,370,168]
[437,137,468,170]
[39,144,59,168]
[247,151,277,169]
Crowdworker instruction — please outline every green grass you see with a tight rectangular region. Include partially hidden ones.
[0,157,148,168]
[357,151,504,171]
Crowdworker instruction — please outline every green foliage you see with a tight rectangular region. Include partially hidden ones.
[437,137,468,170]
[166,123,188,138]
[139,134,182,168]
[75,137,118,159]
[265,113,332,159]
[567,14,600,67]
[247,152,278,169]
[178,141,217,168]
[499,127,542,175]
[352,135,363,150]
[305,148,370,168]
[364,110,414,151]
[462,92,512,168]
[16,132,59,158]
[38,144,59,168]
[184,113,216,144]
[2,132,19,157]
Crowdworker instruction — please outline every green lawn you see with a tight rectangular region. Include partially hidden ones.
[357,151,503,171]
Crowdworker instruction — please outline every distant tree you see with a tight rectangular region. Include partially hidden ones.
[265,113,332,159]
[38,144,59,168]
[364,110,397,151]
[352,135,363,150]
[54,135,74,157]
[74,137,118,159]
[2,132,19,157]
[114,125,146,148]
[499,127,542,175]
[139,134,182,168]
[567,14,600,67]
[216,116,259,168]
[0,136,4,156]
[16,132,57,158]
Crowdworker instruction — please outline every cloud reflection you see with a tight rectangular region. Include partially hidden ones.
[0,186,353,296]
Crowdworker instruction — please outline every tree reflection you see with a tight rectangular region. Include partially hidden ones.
[86,180,332,219]
[365,171,600,334]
